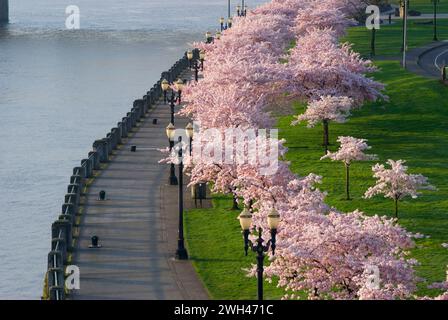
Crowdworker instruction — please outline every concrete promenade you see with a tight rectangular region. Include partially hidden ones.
[71,69,209,300]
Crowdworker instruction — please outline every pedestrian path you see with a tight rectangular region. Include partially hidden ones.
[71,69,209,300]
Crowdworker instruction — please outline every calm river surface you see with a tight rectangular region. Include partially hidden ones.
[0,0,266,299]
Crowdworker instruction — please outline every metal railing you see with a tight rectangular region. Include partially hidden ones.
[44,49,196,300]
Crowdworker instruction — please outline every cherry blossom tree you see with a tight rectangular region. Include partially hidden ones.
[257,179,419,300]
[364,160,436,219]
[286,29,385,104]
[292,96,354,153]
[168,0,428,300]
[293,1,357,38]
[321,136,378,200]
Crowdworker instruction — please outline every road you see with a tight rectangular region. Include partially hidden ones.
[417,42,448,78]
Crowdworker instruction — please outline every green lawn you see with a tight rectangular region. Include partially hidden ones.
[185,25,448,299]
[279,61,448,295]
[344,18,448,57]
[185,196,285,300]
[390,0,448,14]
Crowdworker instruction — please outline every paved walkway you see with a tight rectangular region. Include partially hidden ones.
[71,69,209,300]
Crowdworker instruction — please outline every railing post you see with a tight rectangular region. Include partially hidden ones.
[52,220,73,250]
[51,238,67,264]
[47,251,63,269]
[88,151,100,170]
[67,183,81,203]
[49,285,65,300]
[73,166,86,180]
[111,127,120,147]
[81,159,92,178]
[93,140,107,163]
[62,203,76,216]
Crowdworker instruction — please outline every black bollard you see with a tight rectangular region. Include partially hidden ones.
[131,146,137,152]
[98,190,106,201]
[89,235,102,248]
[153,119,158,125]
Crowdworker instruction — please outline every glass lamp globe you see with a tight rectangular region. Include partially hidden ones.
[185,123,194,139]
[175,79,184,91]
[267,209,281,230]
[166,123,176,141]
[238,208,253,231]
[161,79,170,92]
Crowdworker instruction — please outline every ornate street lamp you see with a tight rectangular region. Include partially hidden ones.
[215,31,222,40]
[185,123,194,156]
[162,79,170,104]
[220,17,225,31]
[191,50,206,82]
[205,31,213,44]
[163,78,183,123]
[187,50,194,69]
[237,1,247,17]
[166,123,178,186]
[175,136,188,260]
[175,79,184,104]
[199,50,206,71]
[238,208,280,300]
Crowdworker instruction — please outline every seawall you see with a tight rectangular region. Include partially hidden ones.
[43,48,200,300]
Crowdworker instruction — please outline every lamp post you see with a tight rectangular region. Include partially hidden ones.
[166,123,178,186]
[176,136,188,260]
[175,79,184,104]
[190,50,205,82]
[199,50,206,71]
[186,123,194,156]
[187,50,194,69]
[402,0,408,68]
[432,0,440,41]
[237,1,247,17]
[162,79,170,104]
[205,31,214,44]
[238,208,280,301]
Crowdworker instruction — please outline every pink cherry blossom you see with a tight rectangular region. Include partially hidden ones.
[293,96,353,153]
[364,160,436,219]
[321,136,378,200]
[163,0,428,300]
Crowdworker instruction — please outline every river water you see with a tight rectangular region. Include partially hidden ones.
[0,0,267,299]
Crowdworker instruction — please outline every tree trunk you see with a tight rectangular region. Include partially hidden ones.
[394,198,399,219]
[232,194,239,210]
[345,164,351,200]
[322,120,329,154]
